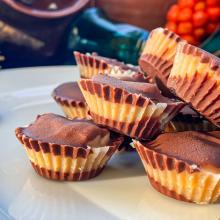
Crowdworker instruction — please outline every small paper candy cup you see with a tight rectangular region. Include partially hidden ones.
[79,79,184,140]
[74,51,150,82]
[139,28,183,86]
[119,126,176,152]
[168,42,220,127]
[15,128,123,181]
[52,94,89,119]
[74,51,110,79]
[134,141,220,204]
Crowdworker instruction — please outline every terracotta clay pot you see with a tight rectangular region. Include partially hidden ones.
[0,0,90,66]
[95,0,176,30]
[2,0,91,19]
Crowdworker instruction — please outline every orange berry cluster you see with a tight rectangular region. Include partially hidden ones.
[165,0,220,45]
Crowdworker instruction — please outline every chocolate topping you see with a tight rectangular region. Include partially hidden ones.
[92,74,173,103]
[52,82,85,102]
[16,113,110,148]
[174,105,200,119]
[146,131,220,169]
[139,54,161,77]
[112,73,149,83]
[173,105,207,124]
[139,54,177,98]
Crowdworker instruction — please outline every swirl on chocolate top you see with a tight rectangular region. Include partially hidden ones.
[16,113,110,148]
[52,82,85,102]
[92,74,174,103]
[146,131,220,169]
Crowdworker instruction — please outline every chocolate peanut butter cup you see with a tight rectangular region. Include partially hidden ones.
[134,131,220,204]
[167,42,220,127]
[171,105,218,132]
[139,28,184,96]
[74,51,151,82]
[79,74,184,140]
[52,82,89,119]
[15,113,123,181]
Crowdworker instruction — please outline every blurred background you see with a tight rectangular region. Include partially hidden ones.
[0,0,219,69]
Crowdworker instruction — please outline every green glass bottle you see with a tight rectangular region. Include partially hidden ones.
[67,7,149,65]
[201,28,220,57]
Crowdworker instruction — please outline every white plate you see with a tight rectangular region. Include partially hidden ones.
[0,66,219,220]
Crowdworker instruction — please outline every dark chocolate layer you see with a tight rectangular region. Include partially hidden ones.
[139,54,172,80]
[92,74,173,103]
[139,54,176,98]
[115,73,149,83]
[146,131,220,168]
[16,113,110,148]
[172,106,218,131]
[52,82,85,102]
[179,105,198,116]
[174,105,200,122]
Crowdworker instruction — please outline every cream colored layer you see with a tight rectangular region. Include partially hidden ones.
[79,62,138,79]
[170,53,219,83]
[25,146,111,173]
[79,64,98,78]
[78,63,110,79]
[142,28,178,60]
[145,163,220,204]
[109,65,137,78]
[81,90,169,124]
[60,104,89,119]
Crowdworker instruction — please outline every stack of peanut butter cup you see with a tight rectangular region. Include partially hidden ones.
[15,27,220,205]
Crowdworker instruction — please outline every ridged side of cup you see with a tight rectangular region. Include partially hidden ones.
[79,79,184,140]
[168,42,220,127]
[139,27,183,85]
[74,51,150,82]
[74,51,110,78]
[15,129,122,181]
[135,141,220,204]
[52,94,89,119]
